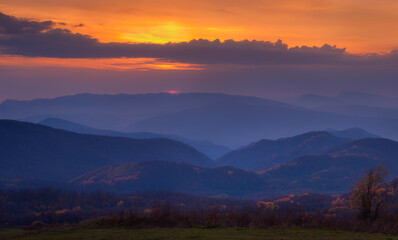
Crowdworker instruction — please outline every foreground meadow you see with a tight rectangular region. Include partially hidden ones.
[1,228,398,240]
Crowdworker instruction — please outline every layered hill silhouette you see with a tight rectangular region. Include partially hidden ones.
[0,120,214,180]
[2,119,398,198]
[70,135,398,196]
[39,118,230,159]
[126,101,398,147]
[2,92,398,147]
[216,131,349,171]
[0,92,294,131]
[262,138,398,193]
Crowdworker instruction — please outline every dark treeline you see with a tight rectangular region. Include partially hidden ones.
[0,188,253,227]
[87,205,398,234]
[1,177,398,234]
[84,175,398,234]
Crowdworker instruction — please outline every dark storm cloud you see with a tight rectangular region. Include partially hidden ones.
[0,12,397,66]
[0,12,54,34]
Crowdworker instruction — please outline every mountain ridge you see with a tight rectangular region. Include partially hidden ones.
[0,120,215,181]
[39,117,230,159]
[2,92,398,146]
[216,131,349,170]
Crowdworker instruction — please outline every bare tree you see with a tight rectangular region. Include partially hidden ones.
[350,165,389,222]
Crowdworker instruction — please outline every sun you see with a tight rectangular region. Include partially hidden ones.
[122,22,191,43]
[167,90,180,94]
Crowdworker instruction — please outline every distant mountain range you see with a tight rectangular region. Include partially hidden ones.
[0,92,293,131]
[1,120,396,197]
[1,92,397,147]
[288,92,398,120]
[263,138,398,193]
[71,135,398,197]
[126,100,398,147]
[39,118,230,159]
[217,131,349,171]
[288,92,398,109]
[1,96,398,198]
[217,129,380,171]
[0,120,214,180]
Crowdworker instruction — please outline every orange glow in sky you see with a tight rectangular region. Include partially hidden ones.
[1,0,397,54]
[0,55,204,71]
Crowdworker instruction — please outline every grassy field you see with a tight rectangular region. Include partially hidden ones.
[1,227,398,240]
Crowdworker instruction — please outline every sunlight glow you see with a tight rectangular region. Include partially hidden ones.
[122,22,192,43]
[0,56,204,71]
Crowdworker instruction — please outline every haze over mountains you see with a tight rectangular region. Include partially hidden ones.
[288,92,398,120]
[1,91,398,198]
[0,118,397,198]
[1,92,397,147]
[0,120,214,180]
[263,138,398,193]
[288,91,398,109]
[217,131,349,171]
[217,129,380,171]
[39,117,230,159]
[71,136,398,197]
[0,92,292,130]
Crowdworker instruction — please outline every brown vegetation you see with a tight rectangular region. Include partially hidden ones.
[2,168,398,235]
[350,165,392,222]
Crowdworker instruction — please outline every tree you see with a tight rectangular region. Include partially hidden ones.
[350,165,389,222]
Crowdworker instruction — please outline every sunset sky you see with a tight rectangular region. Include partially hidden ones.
[0,0,397,100]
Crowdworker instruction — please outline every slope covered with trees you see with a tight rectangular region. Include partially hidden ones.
[0,120,214,181]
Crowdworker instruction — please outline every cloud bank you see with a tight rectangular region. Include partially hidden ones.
[0,12,397,66]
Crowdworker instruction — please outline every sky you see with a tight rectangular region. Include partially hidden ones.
[0,0,397,101]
